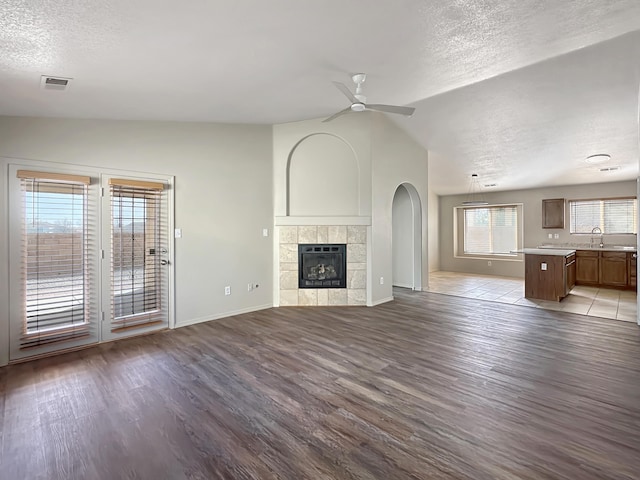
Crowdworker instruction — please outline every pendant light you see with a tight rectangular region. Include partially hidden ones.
[461,174,488,206]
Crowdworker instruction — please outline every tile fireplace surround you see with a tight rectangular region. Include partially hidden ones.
[278,225,367,306]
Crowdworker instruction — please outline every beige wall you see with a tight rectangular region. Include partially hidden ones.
[0,116,274,366]
[438,180,637,277]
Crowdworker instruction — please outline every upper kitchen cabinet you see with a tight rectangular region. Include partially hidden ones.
[542,198,565,229]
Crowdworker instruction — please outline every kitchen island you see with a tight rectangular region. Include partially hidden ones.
[518,248,576,301]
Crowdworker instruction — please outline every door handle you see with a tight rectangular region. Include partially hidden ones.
[161,259,170,266]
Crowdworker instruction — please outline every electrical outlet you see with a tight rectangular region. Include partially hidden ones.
[541,263,547,271]
[554,233,559,239]
[224,286,231,295]
[380,276,384,285]
[247,283,253,292]
[262,228,269,237]
[488,260,492,267]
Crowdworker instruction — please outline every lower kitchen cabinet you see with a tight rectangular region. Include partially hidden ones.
[600,252,628,287]
[576,250,599,285]
[575,250,636,289]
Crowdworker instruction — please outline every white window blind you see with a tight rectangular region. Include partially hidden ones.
[17,170,94,349]
[110,179,165,332]
[569,198,637,234]
[464,206,518,255]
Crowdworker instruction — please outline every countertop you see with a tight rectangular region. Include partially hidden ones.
[537,245,637,253]
[515,248,576,256]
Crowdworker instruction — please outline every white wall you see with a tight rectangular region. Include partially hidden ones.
[288,133,359,216]
[438,180,637,277]
[273,115,373,217]
[371,114,429,303]
[0,116,274,366]
[392,185,414,287]
[427,153,442,275]
[428,188,440,273]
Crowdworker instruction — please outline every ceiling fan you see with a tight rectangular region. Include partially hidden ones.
[323,73,416,122]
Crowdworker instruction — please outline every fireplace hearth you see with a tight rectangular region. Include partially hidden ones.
[299,244,346,288]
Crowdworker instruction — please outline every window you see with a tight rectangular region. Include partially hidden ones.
[463,205,519,255]
[17,170,93,349]
[569,198,637,234]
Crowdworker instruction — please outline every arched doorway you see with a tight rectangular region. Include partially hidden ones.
[392,183,423,291]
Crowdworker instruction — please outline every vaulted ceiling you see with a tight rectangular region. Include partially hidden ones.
[1,1,639,194]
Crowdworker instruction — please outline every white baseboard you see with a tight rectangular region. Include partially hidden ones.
[175,303,273,329]
[371,296,394,306]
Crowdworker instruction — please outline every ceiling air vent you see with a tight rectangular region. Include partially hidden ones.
[599,166,620,172]
[40,75,73,91]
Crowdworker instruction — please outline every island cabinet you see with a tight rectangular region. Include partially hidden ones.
[575,250,636,289]
[525,252,575,301]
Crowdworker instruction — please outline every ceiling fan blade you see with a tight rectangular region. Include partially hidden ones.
[366,104,416,116]
[332,81,359,104]
[322,107,352,123]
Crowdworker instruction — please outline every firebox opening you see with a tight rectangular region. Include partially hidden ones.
[298,244,347,289]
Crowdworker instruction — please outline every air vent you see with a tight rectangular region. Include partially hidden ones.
[40,75,73,91]
[599,166,620,172]
[484,183,497,188]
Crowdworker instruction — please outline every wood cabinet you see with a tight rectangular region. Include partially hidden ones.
[600,252,628,287]
[566,253,576,294]
[525,253,574,301]
[575,250,636,290]
[576,250,599,285]
[542,198,565,229]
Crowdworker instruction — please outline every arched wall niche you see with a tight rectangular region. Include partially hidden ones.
[286,133,359,216]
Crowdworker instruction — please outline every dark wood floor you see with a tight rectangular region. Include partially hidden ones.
[1,289,640,480]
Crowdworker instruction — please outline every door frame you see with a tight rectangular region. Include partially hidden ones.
[392,182,423,291]
[100,172,175,342]
[4,158,175,362]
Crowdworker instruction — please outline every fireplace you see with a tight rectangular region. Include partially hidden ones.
[298,244,346,289]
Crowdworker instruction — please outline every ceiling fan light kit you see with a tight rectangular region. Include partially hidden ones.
[323,73,416,122]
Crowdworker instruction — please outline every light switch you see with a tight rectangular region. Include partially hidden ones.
[541,263,547,271]
[174,228,182,238]
[548,233,553,239]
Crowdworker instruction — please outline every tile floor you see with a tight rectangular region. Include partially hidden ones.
[426,271,638,323]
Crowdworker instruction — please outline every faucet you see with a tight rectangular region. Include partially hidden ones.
[590,227,604,248]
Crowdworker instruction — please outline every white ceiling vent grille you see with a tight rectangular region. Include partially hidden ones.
[40,75,73,91]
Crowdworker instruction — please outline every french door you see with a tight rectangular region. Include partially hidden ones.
[100,175,171,342]
[8,165,172,361]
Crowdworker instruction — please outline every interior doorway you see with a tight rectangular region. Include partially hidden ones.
[392,183,423,291]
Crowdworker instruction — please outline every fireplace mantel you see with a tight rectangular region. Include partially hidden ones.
[275,216,371,226]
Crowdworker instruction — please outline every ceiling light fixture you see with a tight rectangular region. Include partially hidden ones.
[585,153,611,164]
[462,174,488,206]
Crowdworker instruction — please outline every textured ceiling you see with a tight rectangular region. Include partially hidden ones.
[1,0,640,193]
